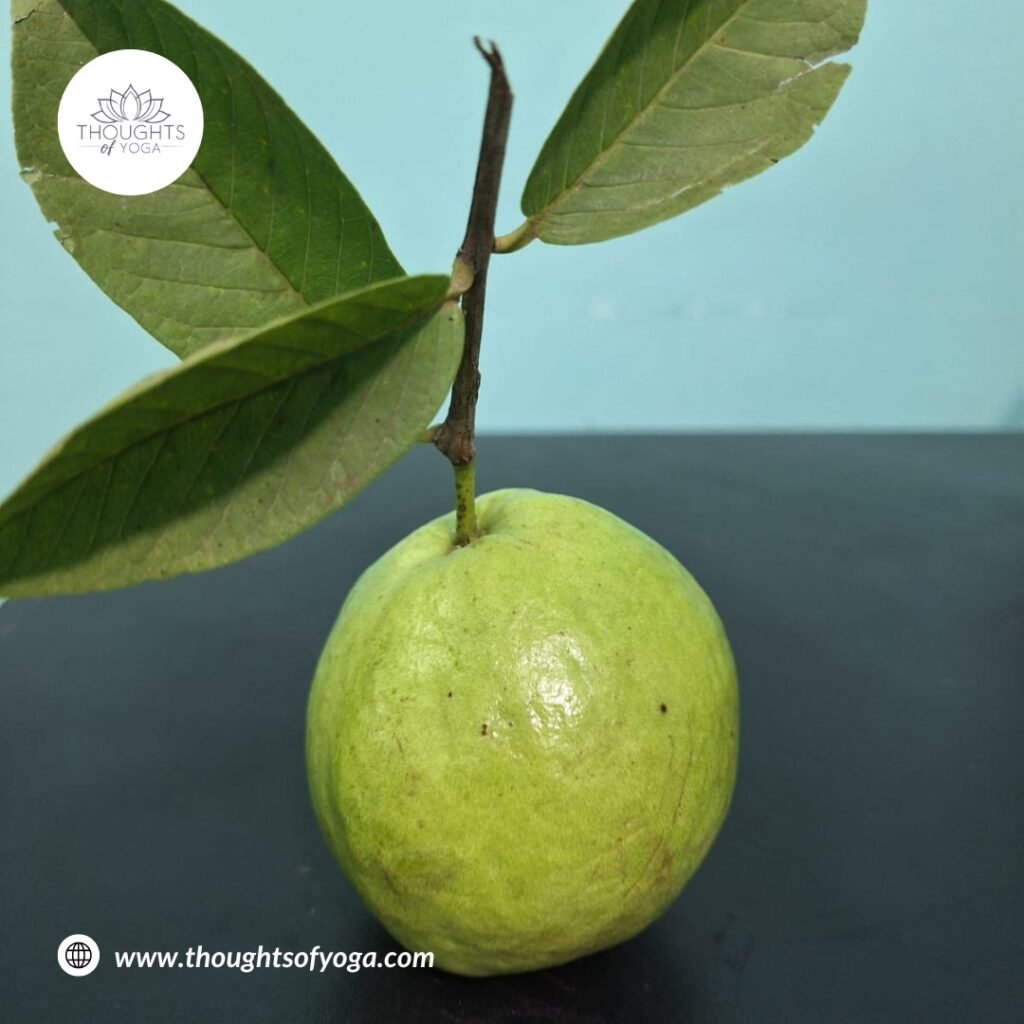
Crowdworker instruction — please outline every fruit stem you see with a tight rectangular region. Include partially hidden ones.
[434,38,513,546]
[453,462,478,546]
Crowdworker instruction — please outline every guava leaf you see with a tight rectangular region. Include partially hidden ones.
[0,275,463,597]
[511,0,867,247]
[11,0,403,357]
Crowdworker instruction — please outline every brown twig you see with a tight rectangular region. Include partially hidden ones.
[434,38,513,544]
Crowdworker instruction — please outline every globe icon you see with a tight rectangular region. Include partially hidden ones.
[65,941,92,970]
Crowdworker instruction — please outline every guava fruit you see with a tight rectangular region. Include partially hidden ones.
[306,488,738,976]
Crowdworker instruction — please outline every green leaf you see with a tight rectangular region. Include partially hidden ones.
[512,0,867,247]
[0,275,463,597]
[11,0,403,357]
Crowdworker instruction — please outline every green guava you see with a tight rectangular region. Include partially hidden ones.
[306,488,738,976]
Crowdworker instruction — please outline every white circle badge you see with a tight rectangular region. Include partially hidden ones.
[57,48,204,196]
[57,933,101,977]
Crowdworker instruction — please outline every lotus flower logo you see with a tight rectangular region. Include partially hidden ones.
[91,85,170,124]
[58,48,203,195]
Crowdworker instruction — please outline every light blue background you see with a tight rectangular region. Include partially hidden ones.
[1,1,1022,500]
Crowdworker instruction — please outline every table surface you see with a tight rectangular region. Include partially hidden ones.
[1,435,1021,1023]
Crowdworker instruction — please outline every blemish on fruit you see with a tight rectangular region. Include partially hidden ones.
[660,703,667,714]
[481,722,488,736]
[447,690,453,698]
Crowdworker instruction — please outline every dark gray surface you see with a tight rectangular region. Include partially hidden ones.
[1,435,1021,1023]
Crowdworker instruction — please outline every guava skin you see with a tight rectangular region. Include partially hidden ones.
[306,489,738,976]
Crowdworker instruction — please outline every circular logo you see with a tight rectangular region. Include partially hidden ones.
[57,934,101,977]
[57,48,204,196]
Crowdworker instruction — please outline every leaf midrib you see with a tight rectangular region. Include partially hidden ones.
[527,0,763,233]
[0,302,444,526]
[130,0,309,308]
[35,163,306,310]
